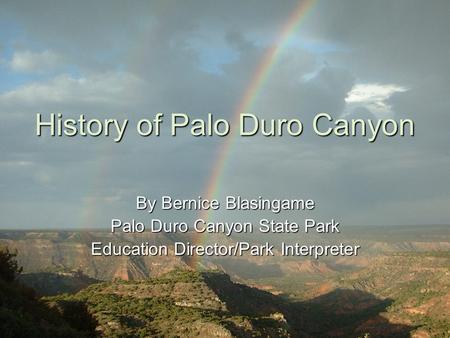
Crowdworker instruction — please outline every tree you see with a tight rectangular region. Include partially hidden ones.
[0,247,23,282]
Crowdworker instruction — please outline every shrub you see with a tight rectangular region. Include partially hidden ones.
[0,247,22,282]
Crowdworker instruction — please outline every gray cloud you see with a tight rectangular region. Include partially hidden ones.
[0,0,449,228]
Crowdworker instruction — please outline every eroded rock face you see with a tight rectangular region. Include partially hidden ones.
[0,230,189,280]
[47,270,296,337]
[1,226,448,283]
[296,253,450,337]
[2,228,449,337]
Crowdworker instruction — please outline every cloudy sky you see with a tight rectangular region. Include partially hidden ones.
[1,0,449,229]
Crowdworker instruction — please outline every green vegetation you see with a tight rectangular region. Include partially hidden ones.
[328,252,450,337]
[46,269,292,337]
[1,228,449,337]
[20,270,98,296]
[0,247,22,282]
[0,246,96,338]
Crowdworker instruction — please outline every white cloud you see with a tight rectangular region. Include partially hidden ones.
[10,50,63,73]
[0,160,33,167]
[344,83,408,116]
[0,71,145,107]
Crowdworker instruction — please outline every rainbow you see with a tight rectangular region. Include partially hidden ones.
[191,0,316,267]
